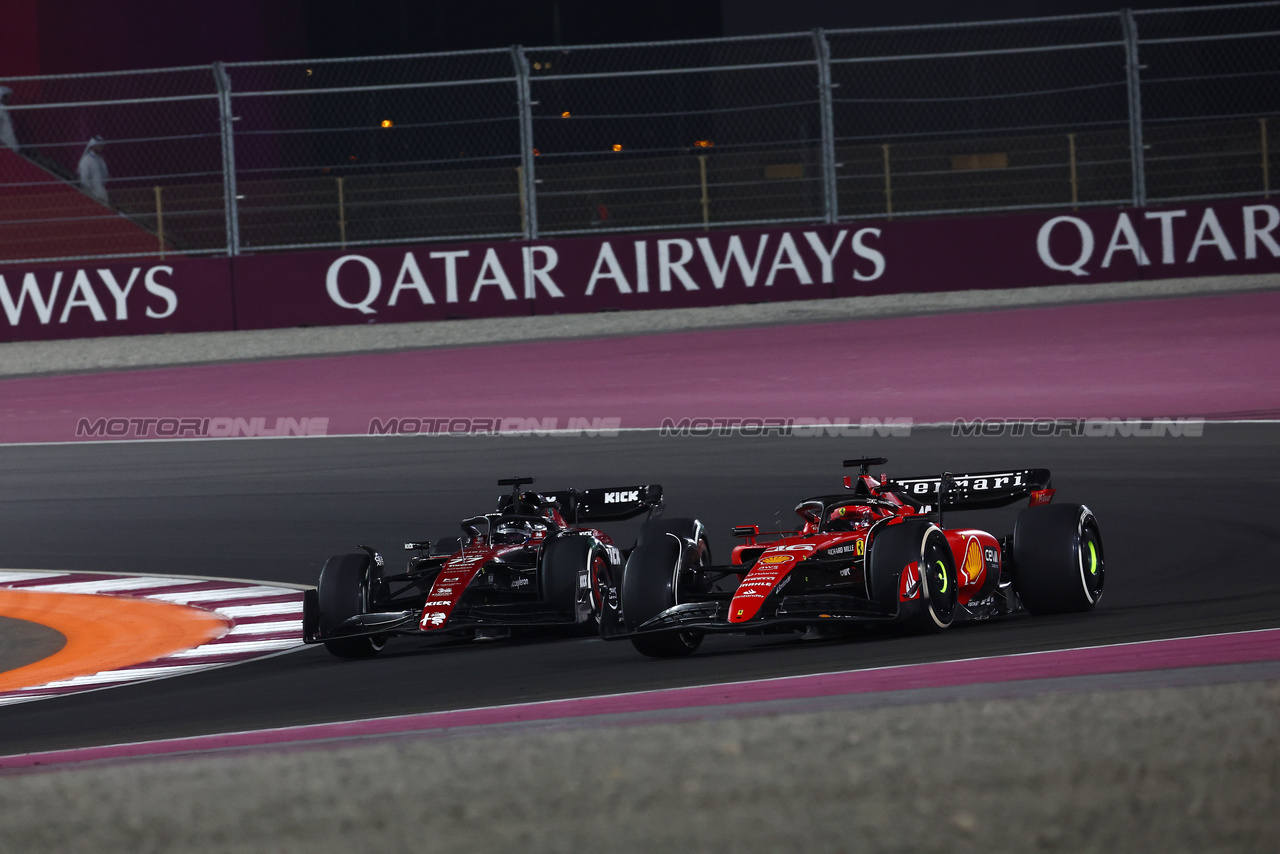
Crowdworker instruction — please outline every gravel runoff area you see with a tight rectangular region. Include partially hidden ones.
[2,678,1277,853]
[1,272,1277,377]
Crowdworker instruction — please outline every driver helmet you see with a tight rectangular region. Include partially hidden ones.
[828,504,875,531]
[493,519,535,545]
[512,490,556,518]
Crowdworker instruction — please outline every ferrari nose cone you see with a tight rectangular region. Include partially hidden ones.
[728,559,794,623]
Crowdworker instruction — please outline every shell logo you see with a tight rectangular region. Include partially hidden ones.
[759,554,793,565]
[961,537,984,585]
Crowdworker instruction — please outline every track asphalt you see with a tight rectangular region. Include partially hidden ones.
[1,423,1278,753]
[0,615,64,673]
[1,425,1278,852]
[0,280,1277,851]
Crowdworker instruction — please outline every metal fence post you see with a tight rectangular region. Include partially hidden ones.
[1068,133,1079,210]
[1120,9,1147,208]
[698,154,711,227]
[153,185,165,259]
[813,29,838,225]
[882,144,893,217]
[512,46,539,240]
[1262,117,1271,199]
[212,62,241,255]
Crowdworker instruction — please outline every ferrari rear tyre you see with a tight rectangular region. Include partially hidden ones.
[621,518,708,658]
[317,553,387,659]
[1012,504,1104,614]
[867,521,958,633]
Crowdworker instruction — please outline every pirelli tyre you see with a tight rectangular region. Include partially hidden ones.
[317,552,387,659]
[541,534,610,624]
[866,520,958,633]
[1012,503,1104,614]
[621,518,709,658]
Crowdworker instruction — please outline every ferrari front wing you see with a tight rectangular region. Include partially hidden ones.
[601,593,898,639]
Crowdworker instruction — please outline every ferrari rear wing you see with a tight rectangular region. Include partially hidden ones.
[888,468,1052,510]
[545,484,665,523]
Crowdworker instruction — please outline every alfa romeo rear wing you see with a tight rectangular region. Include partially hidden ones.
[888,468,1053,511]
[544,484,665,523]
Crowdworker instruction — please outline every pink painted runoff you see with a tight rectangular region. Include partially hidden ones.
[3,627,1278,770]
[1,290,1277,445]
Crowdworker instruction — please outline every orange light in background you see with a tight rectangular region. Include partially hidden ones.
[612,144,623,152]
[561,111,571,118]
[694,139,714,148]
[349,155,358,161]
[532,148,541,156]
[533,62,543,70]
[305,69,313,76]
[380,119,394,128]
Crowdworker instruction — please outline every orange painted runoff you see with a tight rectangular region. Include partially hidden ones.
[0,590,229,692]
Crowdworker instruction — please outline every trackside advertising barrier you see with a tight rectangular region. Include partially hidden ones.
[1,198,1277,342]
[0,258,234,342]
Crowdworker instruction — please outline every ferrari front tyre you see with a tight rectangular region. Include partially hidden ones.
[621,518,707,658]
[866,520,958,633]
[1012,503,1104,614]
[317,553,387,659]
[630,628,702,658]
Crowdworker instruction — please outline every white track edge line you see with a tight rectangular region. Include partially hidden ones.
[22,624,1276,751]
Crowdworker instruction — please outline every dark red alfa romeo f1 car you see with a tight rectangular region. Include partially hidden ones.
[303,477,659,658]
[600,457,1104,657]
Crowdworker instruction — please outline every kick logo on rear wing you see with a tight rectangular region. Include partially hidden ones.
[545,484,665,522]
[889,469,1052,510]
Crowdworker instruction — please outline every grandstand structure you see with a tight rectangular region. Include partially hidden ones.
[0,1,1276,265]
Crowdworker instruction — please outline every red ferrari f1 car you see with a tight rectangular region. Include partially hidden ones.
[600,457,1104,657]
[303,477,658,658]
